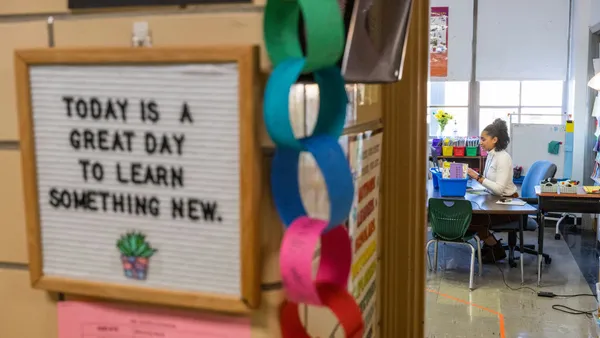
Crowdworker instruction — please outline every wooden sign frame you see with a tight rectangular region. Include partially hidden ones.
[15,46,261,314]
[68,0,252,9]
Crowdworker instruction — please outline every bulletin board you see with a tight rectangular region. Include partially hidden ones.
[15,46,261,314]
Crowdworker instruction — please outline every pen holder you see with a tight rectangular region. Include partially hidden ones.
[442,146,453,157]
[466,146,478,156]
[453,146,466,157]
[513,166,523,179]
[480,146,488,157]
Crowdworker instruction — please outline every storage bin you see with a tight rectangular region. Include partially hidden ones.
[480,146,488,157]
[442,146,453,156]
[540,182,558,193]
[430,168,441,189]
[439,177,469,197]
[453,146,466,157]
[466,146,478,156]
[431,138,443,157]
[559,184,578,194]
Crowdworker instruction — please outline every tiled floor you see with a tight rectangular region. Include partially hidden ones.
[562,224,599,292]
[425,228,599,338]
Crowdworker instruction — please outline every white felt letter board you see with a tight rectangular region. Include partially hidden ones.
[15,47,261,313]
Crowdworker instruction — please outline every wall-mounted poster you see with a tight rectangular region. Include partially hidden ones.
[15,46,261,314]
[347,129,382,338]
[68,0,250,9]
[58,301,252,338]
[299,128,382,338]
[430,6,449,77]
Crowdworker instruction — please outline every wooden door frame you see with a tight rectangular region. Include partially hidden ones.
[378,0,429,336]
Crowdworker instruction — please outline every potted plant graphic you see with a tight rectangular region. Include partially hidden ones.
[116,231,157,281]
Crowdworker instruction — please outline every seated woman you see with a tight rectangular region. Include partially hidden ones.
[467,118,518,263]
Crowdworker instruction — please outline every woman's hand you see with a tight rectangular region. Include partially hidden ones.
[467,168,480,180]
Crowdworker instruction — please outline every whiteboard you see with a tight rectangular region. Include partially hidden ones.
[16,47,261,313]
[510,123,565,178]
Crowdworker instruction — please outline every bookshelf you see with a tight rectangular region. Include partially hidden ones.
[429,155,487,173]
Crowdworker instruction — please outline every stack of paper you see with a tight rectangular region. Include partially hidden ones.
[496,199,527,206]
[441,162,468,179]
[584,186,600,194]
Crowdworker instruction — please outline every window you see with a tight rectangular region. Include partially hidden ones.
[478,80,564,131]
[479,108,513,133]
[427,80,565,138]
[427,81,469,137]
[479,81,520,106]
[521,81,563,106]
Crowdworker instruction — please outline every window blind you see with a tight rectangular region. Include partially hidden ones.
[430,0,474,81]
[476,0,569,81]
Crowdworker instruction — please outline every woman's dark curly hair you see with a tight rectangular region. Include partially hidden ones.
[483,118,510,151]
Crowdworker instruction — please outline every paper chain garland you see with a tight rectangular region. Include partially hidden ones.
[263,0,365,337]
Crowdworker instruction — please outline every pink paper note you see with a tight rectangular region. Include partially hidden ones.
[279,216,351,305]
[58,301,251,338]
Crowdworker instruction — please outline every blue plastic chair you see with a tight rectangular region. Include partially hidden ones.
[494,161,556,266]
[520,161,557,202]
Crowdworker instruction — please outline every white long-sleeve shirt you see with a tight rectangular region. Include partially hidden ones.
[481,149,518,196]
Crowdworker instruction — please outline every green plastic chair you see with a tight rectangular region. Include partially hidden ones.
[426,198,482,290]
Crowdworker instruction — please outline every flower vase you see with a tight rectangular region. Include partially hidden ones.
[437,127,445,138]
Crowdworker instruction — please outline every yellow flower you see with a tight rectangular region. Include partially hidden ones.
[433,109,453,122]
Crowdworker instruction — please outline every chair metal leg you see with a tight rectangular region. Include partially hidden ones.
[427,239,479,290]
[425,239,435,271]
[474,235,483,276]
[516,246,552,264]
[555,213,578,240]
[468,243,476,291]
[433,240,439,273]
[555,213,565,240]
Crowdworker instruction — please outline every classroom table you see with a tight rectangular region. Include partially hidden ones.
[428,180,537,284]
[536,186,600,286]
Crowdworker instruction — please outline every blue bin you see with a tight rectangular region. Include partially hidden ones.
[439,177,469,197]
[430,168,441,189]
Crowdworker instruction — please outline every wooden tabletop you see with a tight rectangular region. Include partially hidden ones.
[535,186,600,199]
[427,180,537,215]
